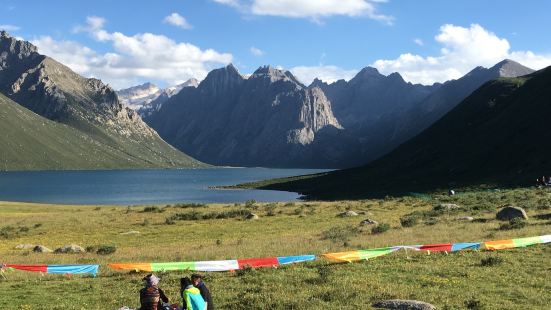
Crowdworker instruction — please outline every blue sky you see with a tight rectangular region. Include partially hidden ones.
[2,0,550,89]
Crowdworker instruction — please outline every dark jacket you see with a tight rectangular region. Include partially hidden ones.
[139,286,169,310]
[196,281,214,310]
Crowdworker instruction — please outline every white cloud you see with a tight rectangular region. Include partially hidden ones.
[214,0,393,24]
[213,0,241,7]
[372,24,551,85]
[164,12,193,30]
[250,46,265,56]
[413,38,423,46]
[291,65,358,85]
[34,17,232,89]
[0,24,20,31]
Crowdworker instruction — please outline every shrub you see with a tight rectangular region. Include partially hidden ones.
[371,223,390,234]
[294,207,305,216]
[86,245,117,255]
[266,204,277,217]
[96,245,117,255]
[0,226,17,239]
[400,215,419,227]
[321,226,359,243]
[425,217,438,225]
[245,200,256,208]
[165,217,176,225]
[480,256,504,267]
[167,209,250,222]
[499,218,526,230]
[465,297,484,309]
[142,206,163,213]
[174,203,207,209]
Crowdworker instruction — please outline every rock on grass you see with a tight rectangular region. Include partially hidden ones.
[373,299,436,310]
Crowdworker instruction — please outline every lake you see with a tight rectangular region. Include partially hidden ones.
[0,168,328,205]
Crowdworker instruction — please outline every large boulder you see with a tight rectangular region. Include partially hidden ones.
[373,299,436,310]
[54,244,86,254]
[33,245,53,253]
[496,206,528,221]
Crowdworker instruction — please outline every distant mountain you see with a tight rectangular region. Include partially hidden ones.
[146,64,344,168]
[392,59,535,145]
[117,82,162,110]
[0,31,204,169]
[117,78,198,117]
[258,66,551,199]
[138,78,198,117]
[311,67,440,163]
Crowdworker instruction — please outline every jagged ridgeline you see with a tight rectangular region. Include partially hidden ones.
[145,64,348,168]
[260,66,551,199]
[0,31,205,170]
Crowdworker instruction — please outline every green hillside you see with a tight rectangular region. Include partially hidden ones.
[0,93,202,170]
[253,67,551,199]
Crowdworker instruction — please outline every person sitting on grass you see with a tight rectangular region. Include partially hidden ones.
[191,274,214,310]
[180,277,206,310]
[140,274,169,310]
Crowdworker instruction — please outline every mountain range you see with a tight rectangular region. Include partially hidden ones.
[0,31,204,170]
[257,65,551,199]
[143,59,534,168]
[1,30,543,174]
[146,65,345,168]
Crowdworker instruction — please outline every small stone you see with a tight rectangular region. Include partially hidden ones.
[245,213,259,220]
[373,299,436,310]
[15,244,35,250]
[360,219,379,226]
[457,216,474,222]
[33,245,53,253]
[54,244,85,254]
[338,211,359,217]
[435,203,460,211]
[120,230,140,235]
[496,206,528,221]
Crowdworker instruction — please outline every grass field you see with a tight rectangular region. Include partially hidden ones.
[0,188,550,309]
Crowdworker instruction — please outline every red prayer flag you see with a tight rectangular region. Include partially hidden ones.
[237,257,279,269]
[419,244,453,252]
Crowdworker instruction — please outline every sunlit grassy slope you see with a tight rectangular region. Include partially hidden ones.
[0,188,550,309]
[0,93,204,170]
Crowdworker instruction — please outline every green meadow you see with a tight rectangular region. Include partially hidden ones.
[0,188,550,309]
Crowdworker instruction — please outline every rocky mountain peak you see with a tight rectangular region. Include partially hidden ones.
[349,66,385,85]
[490,59,535,78]
[387,72,406,83]
[0,31,39,62]
[200,63,244,94]
[252,65,303,86]
[309,78,328,88]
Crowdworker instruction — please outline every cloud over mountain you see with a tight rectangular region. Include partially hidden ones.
[32,16,231,89]
[373,24,551,84]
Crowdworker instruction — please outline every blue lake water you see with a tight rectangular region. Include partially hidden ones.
[0,168,328,205]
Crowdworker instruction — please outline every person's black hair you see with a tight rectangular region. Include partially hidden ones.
[180,277,192,288]
[191,273,202,280]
